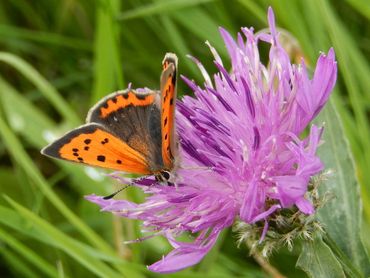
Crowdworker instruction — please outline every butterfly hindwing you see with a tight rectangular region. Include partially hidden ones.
[87,89,165,172]
[41,123,151,174]
[160,53,178,170]
[87,90,157,121]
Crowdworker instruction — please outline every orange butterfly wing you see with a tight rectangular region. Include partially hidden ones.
[160,53,178,170]
[41,124,151,174]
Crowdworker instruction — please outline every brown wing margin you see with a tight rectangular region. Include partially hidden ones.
[160,53,178,169]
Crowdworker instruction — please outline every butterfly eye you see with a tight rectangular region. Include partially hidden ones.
[159,170,171,181]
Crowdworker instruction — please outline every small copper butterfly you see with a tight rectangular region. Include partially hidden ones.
[42,53,178,182]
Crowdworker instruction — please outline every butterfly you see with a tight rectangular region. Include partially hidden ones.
[41,53,178,183]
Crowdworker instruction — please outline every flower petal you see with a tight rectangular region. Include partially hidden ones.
[296,197,315,214]
[148,232,219,273]
[271,175,308,207]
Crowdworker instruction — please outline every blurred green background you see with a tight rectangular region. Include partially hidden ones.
[0,0,369,277]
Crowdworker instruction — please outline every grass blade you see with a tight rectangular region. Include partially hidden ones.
[0,112,113,254]
[0,52,79,125]
[92,0,124,104]
[0,76,108,196]
[4,196,123,278]
[1,249,40,278]
[0,226,59,278]
[0,24,91,51]
[117,0,215,21]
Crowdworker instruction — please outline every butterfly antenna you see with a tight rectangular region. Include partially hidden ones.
[181,165,213,171]
[103,184,132,200]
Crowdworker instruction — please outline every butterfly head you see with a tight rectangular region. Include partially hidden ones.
[155,170,172,182]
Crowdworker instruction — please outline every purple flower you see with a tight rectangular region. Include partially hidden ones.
[86,7,337,273]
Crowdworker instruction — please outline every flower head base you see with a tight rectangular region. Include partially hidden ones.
[86,7,337,273]
[234,171,333,257]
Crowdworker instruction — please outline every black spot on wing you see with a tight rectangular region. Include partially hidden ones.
[41,124,99,159]
[101,138,109,145]
[97,155,106,162]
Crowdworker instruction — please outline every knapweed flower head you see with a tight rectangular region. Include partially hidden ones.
[86,7,337,273]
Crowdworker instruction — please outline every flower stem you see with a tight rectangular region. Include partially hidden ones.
[252,252,286,278]
[113,214,128,258]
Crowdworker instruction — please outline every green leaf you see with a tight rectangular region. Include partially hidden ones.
[317,0,370,224]
[0,24,91,51]
[0,109,115,257]
[0,52,80,125]
[159,16,199,77]
[0,227,59,278]
[117,0,215,21]
[314,100,370,276]
[4,196,144,278]
[0,205,125,266]
[171,8,227,57]
[3,197,120,278]
[237,0,267,24]
[1,248,40,278]
[0,76,54,146]
[0,76,108,196]
[296,235,345,278]
[92,0,124,104]
[345,0,370,20]
[323,233,363,278]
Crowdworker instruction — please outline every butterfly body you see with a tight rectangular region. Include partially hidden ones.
[42,53,178,181]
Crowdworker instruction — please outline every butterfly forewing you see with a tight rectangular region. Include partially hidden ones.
[160,53,178,170]
[41,123,151,174]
